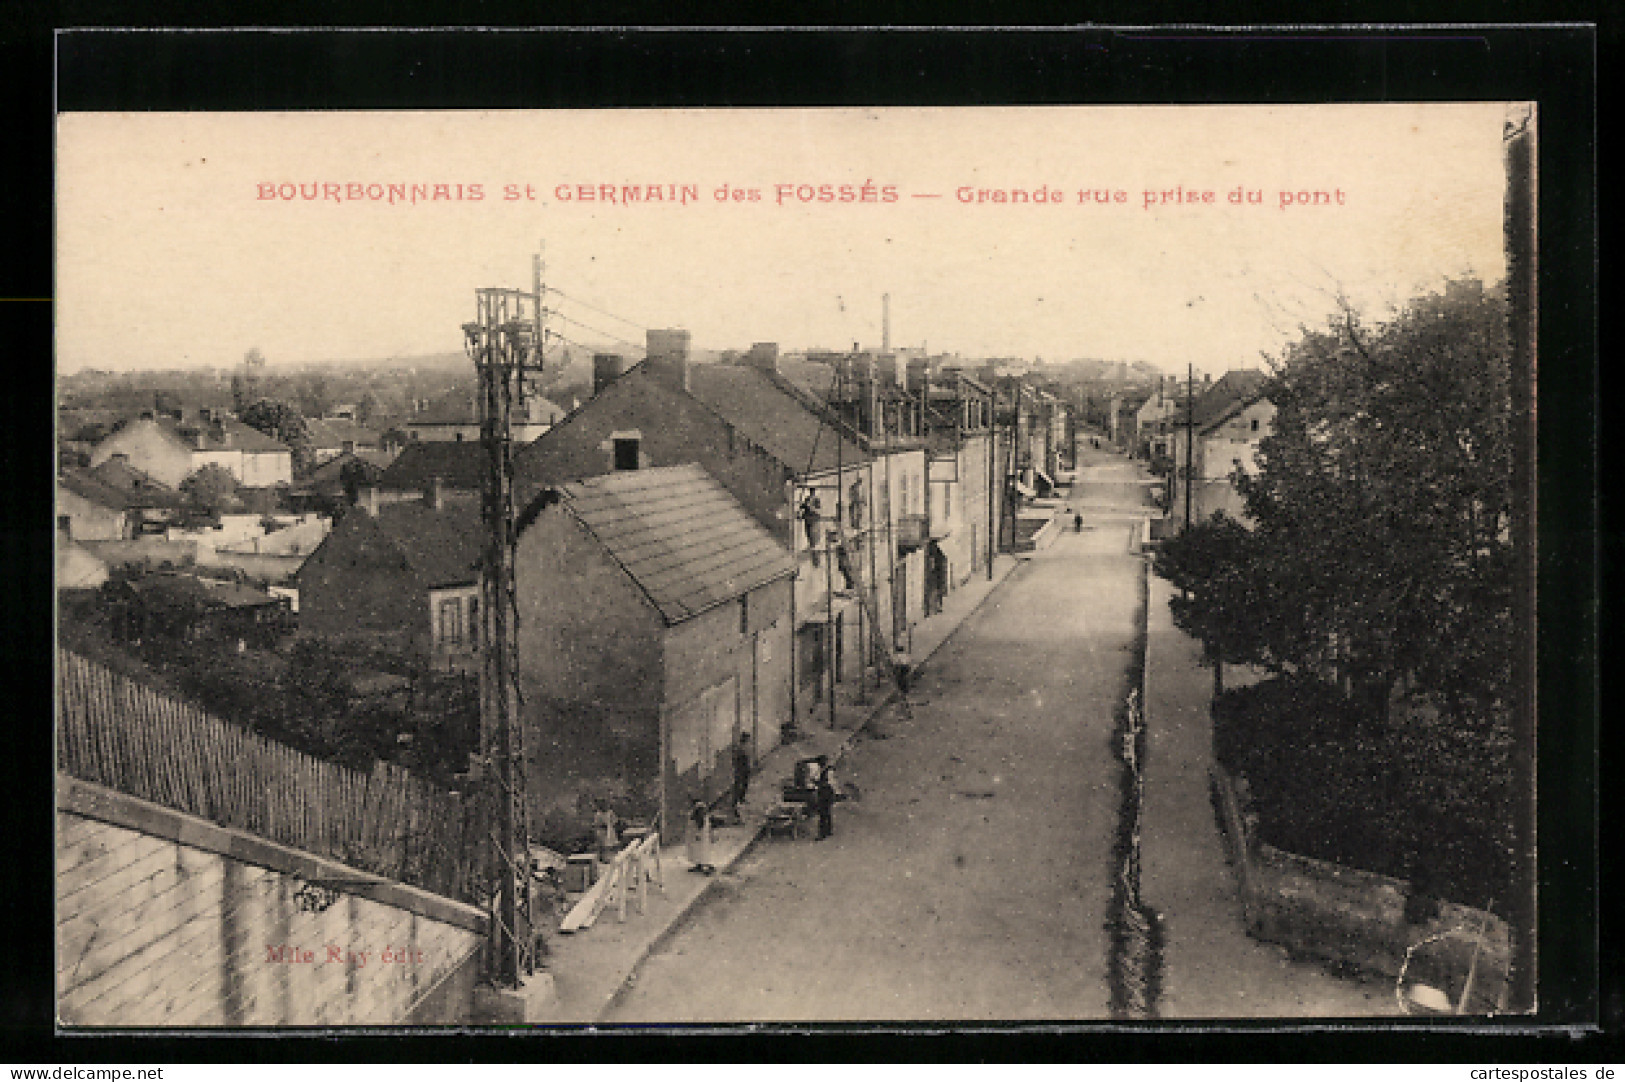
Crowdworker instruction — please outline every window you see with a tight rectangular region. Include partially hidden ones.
[1250,418,1260,432]
[438,598,464,646]
[467,596,479,646]
[613,437,640,471]
[739,595,749,634]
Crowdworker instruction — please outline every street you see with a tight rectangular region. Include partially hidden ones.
[606,446,1154,1022]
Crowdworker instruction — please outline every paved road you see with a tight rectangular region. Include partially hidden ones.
[606,461,1153,1023]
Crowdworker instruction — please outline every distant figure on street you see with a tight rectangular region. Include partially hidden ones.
[730,733,752,823]
[814,757,837,840]
[1074,511,1084,532]
[592,803,619,862]
[687,799,715,874]
[892,647,912,699]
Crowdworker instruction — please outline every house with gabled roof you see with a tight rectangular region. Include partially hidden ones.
[512,345,890,730]
[57,471,135,541]
[512,463,795,833]
[294,487,484,672]
[89,412,293,488]
[1168,369,1276,527]
[304,417,385,466]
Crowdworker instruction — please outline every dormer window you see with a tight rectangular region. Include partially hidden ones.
[614,438,640,471]
[607,430,643,471]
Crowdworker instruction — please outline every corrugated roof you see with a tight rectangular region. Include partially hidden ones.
[377,440,487,491]
[373,501,484,588]
[553,464,793,625]
[687,366,868,476]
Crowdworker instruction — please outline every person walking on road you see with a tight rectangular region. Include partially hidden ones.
[814,757,837,840]
[687,799,715,874]
[729,732,752,824]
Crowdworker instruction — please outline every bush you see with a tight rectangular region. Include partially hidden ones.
[1215,674,1511,908]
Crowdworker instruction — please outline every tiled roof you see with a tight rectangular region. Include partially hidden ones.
[158,416,290,454]
[85,458,184,508]
[408,393,565,427]
[60,470,133,512]
[377,440,487,491]
[305,418,381,449]
[1174,369,1272,430]
[304,449,395,487]
[551,464,794,625]
[687,365,868,476]
[373,501,484,588]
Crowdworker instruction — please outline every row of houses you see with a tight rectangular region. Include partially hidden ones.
[293,333,1060,834]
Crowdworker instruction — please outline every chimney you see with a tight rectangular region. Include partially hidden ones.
[199,407,212,424]
[747,342,779,375]
[211,418,228,447]
[645,328,691,393]
[359,484,380,517]
[426,476,444,511]
[593,353,627,396]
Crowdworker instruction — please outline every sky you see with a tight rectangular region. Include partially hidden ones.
[55,105,1515,376]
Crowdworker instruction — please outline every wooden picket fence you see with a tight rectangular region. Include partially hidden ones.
[55,649,488,905]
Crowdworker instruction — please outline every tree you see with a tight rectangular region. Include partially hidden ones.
[296,373,332,420]
[1153,513,1276,698]
[180,463,239,516]
[1235,279,1513,724]
[240,398,315,474]
[354,391,380,427]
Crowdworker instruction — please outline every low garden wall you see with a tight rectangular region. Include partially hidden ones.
[1210,764,1509,1013]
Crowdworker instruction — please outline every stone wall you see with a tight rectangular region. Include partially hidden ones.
[57,777,486,1027]
[1209,765,1509,1012]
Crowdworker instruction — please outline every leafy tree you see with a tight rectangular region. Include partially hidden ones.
[180,463,240,516]
[240,398,315,473]
[339,456,372,508]
[296,373,332,420]
[1159,279,1513,733]
[1235,279,1513,725]
[1153,513,1275,698]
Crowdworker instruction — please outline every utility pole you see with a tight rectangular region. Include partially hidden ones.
[1184,362,1195,529]
[462,264,546,991]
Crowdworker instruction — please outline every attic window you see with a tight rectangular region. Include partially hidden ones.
[613,437,640,471]
[1250,418,1260,432]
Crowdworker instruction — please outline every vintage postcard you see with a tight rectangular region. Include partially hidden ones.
[54,103,1536,1028]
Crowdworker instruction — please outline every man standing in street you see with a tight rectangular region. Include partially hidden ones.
[814,756,837,840]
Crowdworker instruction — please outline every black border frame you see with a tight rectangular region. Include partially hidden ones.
[7,22,1602,1062]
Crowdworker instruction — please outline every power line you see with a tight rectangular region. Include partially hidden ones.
[552,329,646,358]
[545,286,648,333]
[550,310,646,352]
